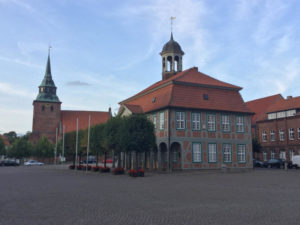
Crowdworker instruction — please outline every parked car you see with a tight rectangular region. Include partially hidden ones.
[24,160,44,166]
[102,158,113,163]
[79,159,96,164]
[289,155,300,169]
[266,159,285,169]
[0,159,19,166]
[253,159,267,168]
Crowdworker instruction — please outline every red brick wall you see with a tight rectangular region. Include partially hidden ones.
[31,101,61,143]
[257,115,300,161]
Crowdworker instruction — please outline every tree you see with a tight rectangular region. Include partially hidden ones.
[3,131,18,144]
[0,136,6,156]
[8,137,32,160]
[121,115,156,170]
[103,116,124,168]
[33,136,54,162]
[90,123,105,166]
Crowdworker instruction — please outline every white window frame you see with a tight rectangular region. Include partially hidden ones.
[262,130,267,142]
[191,113,201,131]
[237,145,246,163]
[280,151,286,160]
[236,116,244,133]
[192,143,202,163]
[176,111,185,130]
[279,129,284,141]
[223,144,232,163]
[152,114,157,129]
[271,150,275,159]
[289,128,294,140]
[263,151,267,161]
[159,112,164,130]
[208,143,217,163]
[289,149,294,160]
[221,115,230,132]
[207,114,216,132]
[270,130,275,141]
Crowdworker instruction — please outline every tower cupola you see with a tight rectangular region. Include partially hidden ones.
[160,33,184,80]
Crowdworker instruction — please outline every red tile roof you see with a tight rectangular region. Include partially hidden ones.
[266,96,300,113]
[124,104,143,114]
[0,134,9,146]
[61,110,110,133]
[120,67,252,114]
[246,94,283,124]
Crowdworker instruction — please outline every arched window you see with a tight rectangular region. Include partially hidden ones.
[174,56,179,71]
[42,105,45,111]
[50,106,54,112]
[163,57,165,71]
[167,56,172,71]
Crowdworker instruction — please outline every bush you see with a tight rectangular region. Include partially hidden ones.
[113,167,125,175]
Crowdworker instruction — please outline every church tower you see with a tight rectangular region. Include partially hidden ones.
[160,33,184,80]
[31,52,61,143]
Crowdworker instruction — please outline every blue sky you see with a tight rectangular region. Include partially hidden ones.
[0,0,299,134]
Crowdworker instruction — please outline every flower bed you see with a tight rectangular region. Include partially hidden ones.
[69,165,75,170]
[137,169,145,177]
[129,169,138,177]
[76,165,84,170]
[113,167,125,175]
[101,167,110,173]
[92,166,100,172]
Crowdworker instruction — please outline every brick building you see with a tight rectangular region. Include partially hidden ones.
[246,95,300,161]
[118,33,254,171]
[31,53,111,144]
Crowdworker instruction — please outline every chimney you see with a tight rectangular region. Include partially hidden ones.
[108,107,112,118]
[287,96,292,100]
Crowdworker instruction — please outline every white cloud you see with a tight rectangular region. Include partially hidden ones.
[0,55,43,69]
[253,0,289,45]
[0,82,35,99]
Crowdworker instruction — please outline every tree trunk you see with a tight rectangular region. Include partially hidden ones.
[117,152,121,169]
[96,152,99,167]
[112,150,115,168]
[135,151,138,170]
[104,151,107,168]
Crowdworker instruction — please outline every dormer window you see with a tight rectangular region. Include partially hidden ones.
[40,87,44,93]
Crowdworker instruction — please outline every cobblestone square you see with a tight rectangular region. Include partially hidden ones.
[1,166,300,225]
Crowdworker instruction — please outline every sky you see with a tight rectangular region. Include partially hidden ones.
[0,0,300,135]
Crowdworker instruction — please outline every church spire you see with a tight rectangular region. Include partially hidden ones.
[35,51,60,103]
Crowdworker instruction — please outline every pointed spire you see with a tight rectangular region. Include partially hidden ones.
[45,52,52,78]
[35,50,60,103]
[170,32,174,41]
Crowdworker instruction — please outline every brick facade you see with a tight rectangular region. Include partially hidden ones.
[31,101,61,143]
[147,109,252,170]
[256,115,300,161]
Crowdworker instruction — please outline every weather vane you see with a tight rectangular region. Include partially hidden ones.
[170,16,176,33]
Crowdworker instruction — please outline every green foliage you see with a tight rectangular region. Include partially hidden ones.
[121,114,156,153]
[90,123,105,156]
[8,137,32,159]
[3,131,18,144]
[103,116,123,153]
[0,136,6,156]
[33,136,54,158]
[252,138,261,153]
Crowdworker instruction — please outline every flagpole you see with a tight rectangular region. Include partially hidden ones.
[86,115,91,172]
[54,127,58,165]
[62,125,65,164]
[75,118,79,167]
